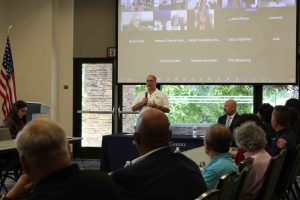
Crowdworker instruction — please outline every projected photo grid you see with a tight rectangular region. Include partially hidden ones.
[120,0,295,33]
[118,0,297,83]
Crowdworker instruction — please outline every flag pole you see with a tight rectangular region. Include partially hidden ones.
[7,25,13,36]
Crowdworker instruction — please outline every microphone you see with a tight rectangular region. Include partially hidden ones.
[145,92,148,98]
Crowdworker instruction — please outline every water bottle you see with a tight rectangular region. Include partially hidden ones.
[174,146,180,153]
[192,124,197,138]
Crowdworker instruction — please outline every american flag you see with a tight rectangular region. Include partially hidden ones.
[0,36,17,117]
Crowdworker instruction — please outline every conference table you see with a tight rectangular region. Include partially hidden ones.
[182,146,238,171]
[0,140,17,154]
[181,146,210,169]
[100,134,204,172]
[0,137,82,154]
[0,137,82,191]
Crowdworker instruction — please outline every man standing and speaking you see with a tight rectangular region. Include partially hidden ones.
[132,74,170,114]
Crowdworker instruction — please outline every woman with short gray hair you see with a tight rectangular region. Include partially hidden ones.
[234,121,271,200]
[234,121,267,152]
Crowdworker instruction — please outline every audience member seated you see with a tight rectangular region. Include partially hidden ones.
[269,105,296,156]
[285,98,300,114]
[217,99,239,133]
[202,124,239,190]
[234,122,271,200]
[111,108,207,200]
[285,98,300,144]
[2,119,121,200]
[2,100,27,139]
[269,105,296,177]
[257,103,276,143]
[233,113,270,165]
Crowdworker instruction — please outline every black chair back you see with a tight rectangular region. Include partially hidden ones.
[256,148,287,200]
[195,189,220,200]
[234,157,254,200]
[276,144,300,199]
[216,171,237,200]
[238,157,254,172]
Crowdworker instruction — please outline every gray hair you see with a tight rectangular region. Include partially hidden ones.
[16,119,69,169]
[234,121,267,152]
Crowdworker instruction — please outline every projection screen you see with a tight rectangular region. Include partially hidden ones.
[118,0,297,84]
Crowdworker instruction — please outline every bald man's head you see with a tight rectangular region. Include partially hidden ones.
[224,99,237,116]
[134,109,171,154]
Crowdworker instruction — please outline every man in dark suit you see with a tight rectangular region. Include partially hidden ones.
[218,99,239,132]
[111,108,207,200]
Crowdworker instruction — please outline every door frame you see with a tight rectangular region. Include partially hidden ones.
[73,58,116,159]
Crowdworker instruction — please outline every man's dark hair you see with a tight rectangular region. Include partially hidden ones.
[7,100,27,124]
[258,103,274,124]
[273,105,291,127]
[285,98,300,115]
[235,113,264,128]
[205,124,232,153]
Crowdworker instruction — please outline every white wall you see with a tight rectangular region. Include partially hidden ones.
[0,0,7,72]
[74,0,116,57]
[53,0,74,136]
[6,0,52,107]
[0,0,74,136]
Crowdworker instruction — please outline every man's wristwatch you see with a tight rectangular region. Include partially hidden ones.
[1,194,13,200]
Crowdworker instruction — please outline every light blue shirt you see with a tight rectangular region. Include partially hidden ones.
[203,152,239,190]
